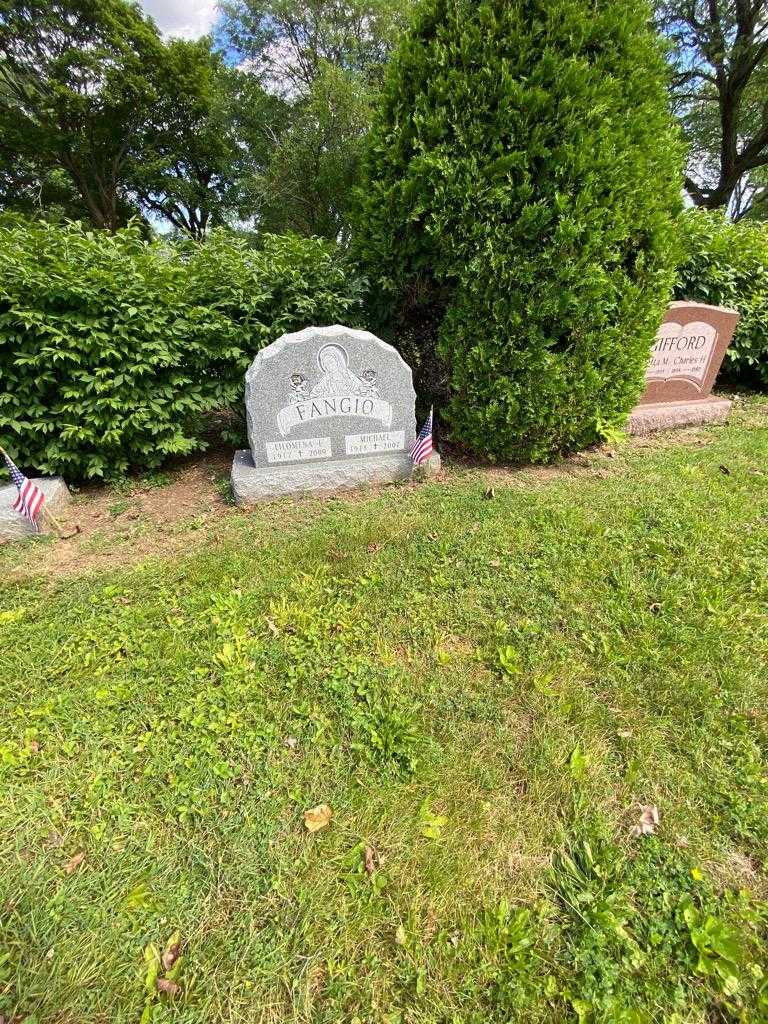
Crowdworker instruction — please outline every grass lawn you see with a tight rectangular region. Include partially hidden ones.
[1,398,768,1023]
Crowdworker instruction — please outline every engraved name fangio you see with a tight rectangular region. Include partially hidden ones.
[276,342,394,439]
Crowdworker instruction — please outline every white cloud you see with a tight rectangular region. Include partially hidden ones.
[139,0,218,39]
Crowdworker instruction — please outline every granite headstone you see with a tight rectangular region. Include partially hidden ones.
[0,476,71,542]
[231,325,435,503]
[628,300,739,435]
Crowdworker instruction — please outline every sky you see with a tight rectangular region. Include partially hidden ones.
[138,0,219,39]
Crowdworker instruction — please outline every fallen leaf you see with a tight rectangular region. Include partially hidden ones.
[367,542,382,554]
[156,978,181,996]
[303,803,333,833]
[162,931,182,971]
[64,851,86,874]
[630,804,660,839]
[284,736,299,750]
[648,602,662,614]
[28,739,40,753]
[488,558,502,568]
[394,924,407,946]
[364,845,376,875]
[616,729,633,739]
[265,617,280,637]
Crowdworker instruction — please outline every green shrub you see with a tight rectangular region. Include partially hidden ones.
[0,218,362,478]
[355,0,683,462]
[676,209,768,387]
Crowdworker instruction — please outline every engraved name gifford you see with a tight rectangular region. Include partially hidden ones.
[646,320,718,388]
[276,343,394,436]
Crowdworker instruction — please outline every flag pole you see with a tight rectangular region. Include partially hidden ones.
[1,443,66,538]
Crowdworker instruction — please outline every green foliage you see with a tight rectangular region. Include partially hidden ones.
[0,217,363,478]
[0,0,166,231]
[129,45,286,240]
[257,63,373,243]
[675,209,768,387]
[356,0,683,463]
[439,834,768,1022]
[219,0,417,242]
[0,2,279,239]
[220,0,416,94]
[541,834,768,1021]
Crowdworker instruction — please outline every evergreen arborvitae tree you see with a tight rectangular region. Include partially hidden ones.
[356,0,684,462]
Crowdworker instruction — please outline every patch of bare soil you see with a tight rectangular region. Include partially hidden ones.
[2,449,235,581]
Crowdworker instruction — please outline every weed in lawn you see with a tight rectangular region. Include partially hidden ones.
[108,497,133,518]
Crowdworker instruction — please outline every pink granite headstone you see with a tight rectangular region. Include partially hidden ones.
[628,301,739,435]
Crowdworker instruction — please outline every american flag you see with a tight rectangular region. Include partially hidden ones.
[410,407,434,466]
[2,449,45,527]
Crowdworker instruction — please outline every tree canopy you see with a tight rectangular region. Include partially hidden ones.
[0,0,165,231]
[219,0,414,94]
[659,0,768,217]
[356,0,683,462]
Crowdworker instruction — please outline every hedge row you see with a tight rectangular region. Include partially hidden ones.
[0,219,363,478]
[1,210,766,481]
[676,209,768,388]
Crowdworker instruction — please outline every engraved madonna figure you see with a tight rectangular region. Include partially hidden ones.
[310,344,369,398]
[274,340,394,436]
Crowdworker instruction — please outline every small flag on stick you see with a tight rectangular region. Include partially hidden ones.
[410,406,434,467]
[1,447,46,529]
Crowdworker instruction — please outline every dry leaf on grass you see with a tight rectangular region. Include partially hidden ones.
[265,617,280,637]
[616,729,633,739]
[64,851,86,874]
[162,935,182,972]
[630,804,660,839]
[364,846,376,875]
[283,736,299,750]
[303,804,333,833]
[156,978,181,996]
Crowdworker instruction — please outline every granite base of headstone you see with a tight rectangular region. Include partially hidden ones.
[627,301,739,436]
[231,325,437,504]
[0,476,71,541]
